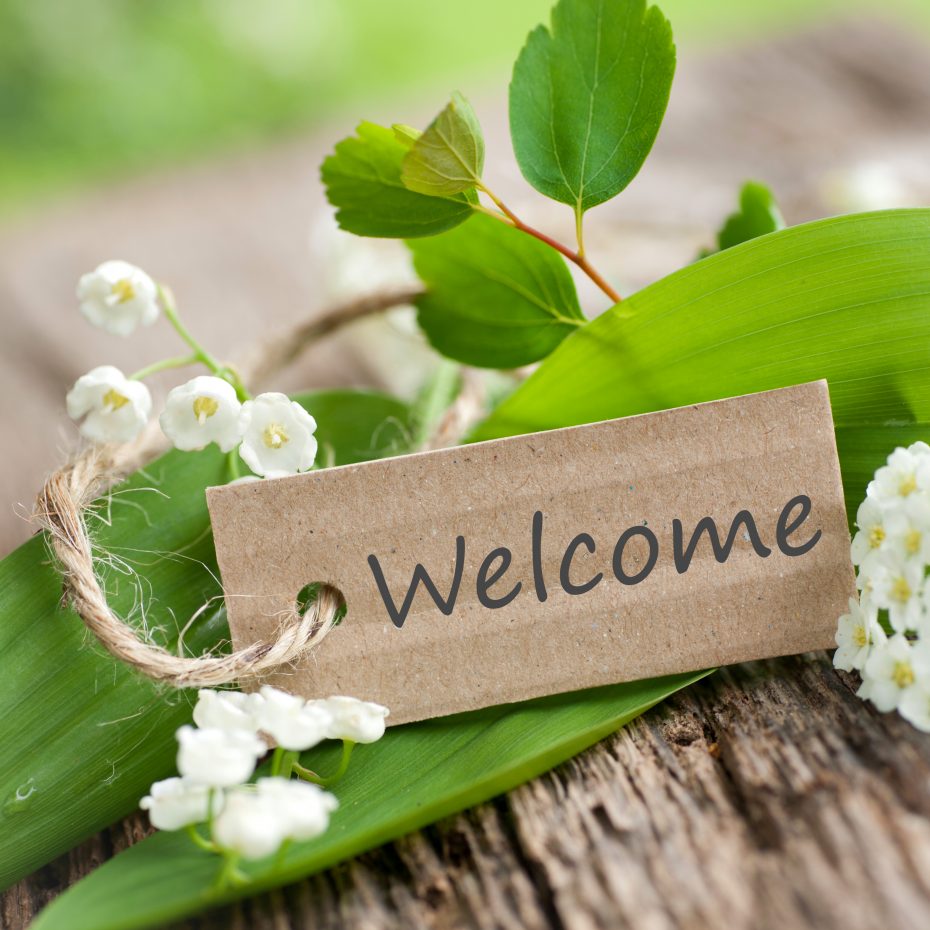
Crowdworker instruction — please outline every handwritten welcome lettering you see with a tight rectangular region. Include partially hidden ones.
[366,495,821,628]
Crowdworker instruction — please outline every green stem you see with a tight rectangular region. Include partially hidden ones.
[475,185,620,305]
[157,284,251,401]
[292,740,355,787]
[574,203,586,259]
[186,824,219,854]
[213,851,248,891]
[269,746,286,777]
[129,353,199,381]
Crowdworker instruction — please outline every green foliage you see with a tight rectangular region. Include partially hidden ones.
[509,0,676,217]
[32,671,706,930]
[0,390,412,890]
[473,209,930,521]
[408,213,585,367]
[401,92,485,197]
[320,122,476,238]
[709,181,785,254]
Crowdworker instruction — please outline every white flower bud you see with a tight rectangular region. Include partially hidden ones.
[255,777,338,842]
[66,365,151,443]
[77,260,160,336]
[253,685,331,751]
[192,689,260,733]
[175,725,265,787]
[159,376,242,453]
[139,777,219,831]
[318,695,389,744]
[212,789,284,860]
[238,393,317,479]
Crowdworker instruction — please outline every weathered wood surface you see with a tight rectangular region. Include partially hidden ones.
[4,15,930,930]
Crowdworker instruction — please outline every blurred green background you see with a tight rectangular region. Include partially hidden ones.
[2,0,928,215]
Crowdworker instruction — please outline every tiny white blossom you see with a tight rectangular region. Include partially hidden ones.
[193,689,260,733]
[255,777,338,841]
[254,685,331,751]
[899,642,930,730]
[176,725,265,787]
[869,558,925,632]
[862,634,918,712]
[867,445,930,511]
[883,503,930,565]
[77,260,160,336]
[212,789,284,860]
[834,597,886,672]
[238,393,317,479]
[140,777,219,831]
[318,696,389,744]
[850,497,890,570]
[66,365,152,443]
[160,376,242,453]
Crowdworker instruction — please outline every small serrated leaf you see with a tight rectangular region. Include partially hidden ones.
[321,121,476,239]
[408,213,585,368]
[509,0,676,216]
[401,92,485,197]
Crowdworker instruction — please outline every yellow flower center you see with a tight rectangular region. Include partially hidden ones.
[891,576,912,603]
[262,422,289,449]
[868,524,886,548]
[893,660,915,689]
[111,278,136,303]
[906,529,922,555]
[192,396,218,425]
[102,388,130,411]
[853,624,869,648]
[899,473,917,496]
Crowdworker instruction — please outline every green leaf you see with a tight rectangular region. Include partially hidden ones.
[708,181,785,254]
[401,92,485,197]
[509,0,676,216]
[0,390,412,890]
[321,122,476,238]
[472,209,930,522]
[31,670,707,930]
[408,212,585,367]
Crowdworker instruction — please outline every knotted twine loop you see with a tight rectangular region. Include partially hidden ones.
[31,290,485,690]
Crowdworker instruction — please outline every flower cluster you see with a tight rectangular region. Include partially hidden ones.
[141,685,388,877]
[836,441,930,730]
[66,261,318,479]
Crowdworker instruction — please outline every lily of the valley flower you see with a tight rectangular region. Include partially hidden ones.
[66,365,152,443]
[318,695,390,744]
[238,393,317,479]
[140,777,219,831]
[160,376,242,452]
[193,689,258,732]
[176,725,266,788]
[77,260,160,336]
[254,685,331,751]
[255,777,338,842]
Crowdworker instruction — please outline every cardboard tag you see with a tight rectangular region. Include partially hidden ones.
[207,381,854,725]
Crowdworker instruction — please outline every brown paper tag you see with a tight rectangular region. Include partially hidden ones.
[207,380,854,725]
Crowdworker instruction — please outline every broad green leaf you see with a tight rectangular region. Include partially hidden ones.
[473,209,930,522]
[401,92,485,197]
[509,0,675,216]
[32,670,707,930]
[321,122,476,239]
[707,180,784,255]
[408,212,585,367]
[0,390,412,890]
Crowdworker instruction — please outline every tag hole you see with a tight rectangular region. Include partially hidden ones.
[296,582,347,626]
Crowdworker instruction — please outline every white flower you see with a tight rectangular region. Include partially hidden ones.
[175,725,265,787]
[140,777,219,831]
[867,445,930,510]
[160,376,242,452]
[255,777,338,841]
[898,644,930,731]
[834,597,886,672]
[77,260,160,336]
[862,634,918,712]
[869,558,925,632]
[193,689,260,733]
[850,497,890,570]
[254,685,331,751]
[883,503,930,565]
[318,696,389,744]
[238,393,317,479]
[66,365,152,443]
[212,789,284,860]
